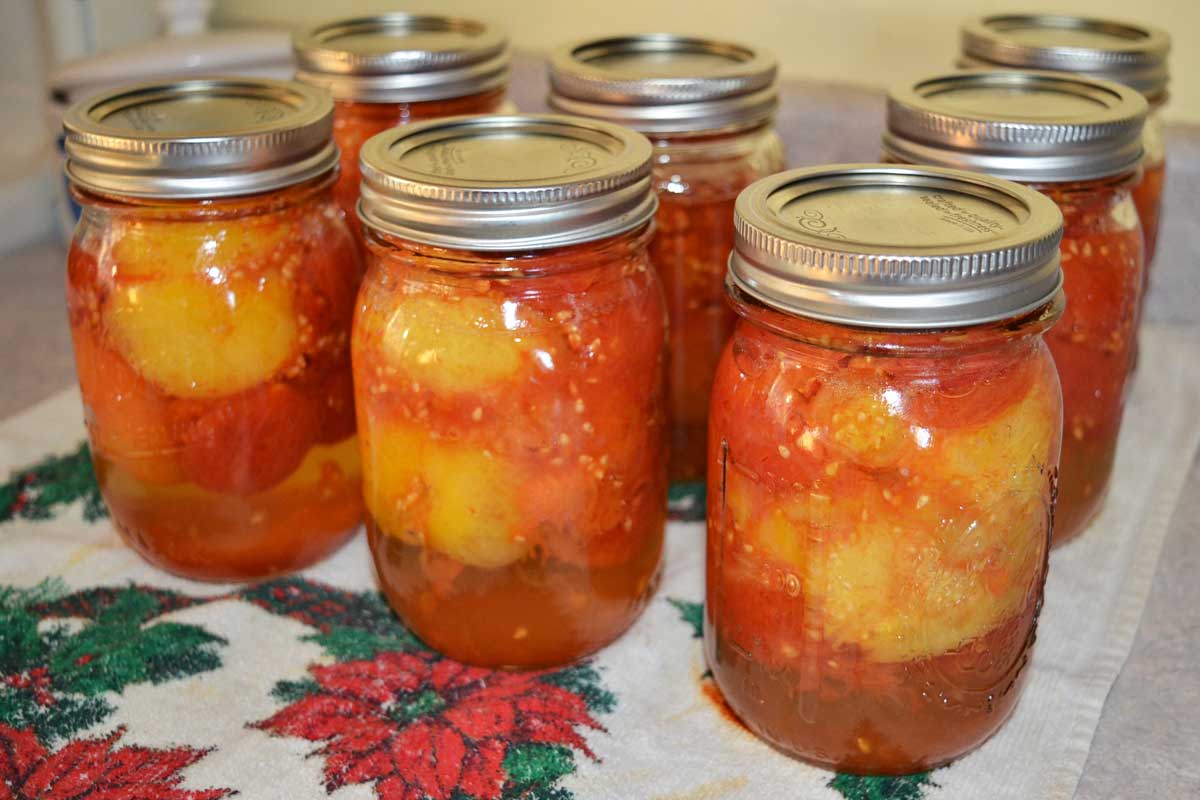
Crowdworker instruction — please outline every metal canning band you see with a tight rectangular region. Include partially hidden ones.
[729,163,1065,329]
[883,71,1148,184]
[63,77,337,199]
[358,114,657,251]
[293,13,509,103]
[547,34,778,134]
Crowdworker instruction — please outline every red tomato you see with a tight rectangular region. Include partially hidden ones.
[71,320,184,486]
[906,356,1034,430]
[175,382,318,495]
[310,366,357,445]
[291,231,362,337]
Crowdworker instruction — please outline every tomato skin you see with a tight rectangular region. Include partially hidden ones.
[310,365,357,445]
[289,212,362,344]
[69,312,185,487]
[905,355,1035,430]
[175,382,319,495]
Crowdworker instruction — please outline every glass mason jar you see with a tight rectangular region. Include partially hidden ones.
[960,13,1171,269]
[294,13,510,240]
[354,115,667,668]
[1136,102,1166,265]
[62,78,363,581]
[549,35,785,482]
[708,164,1065,774]
[884,70,1147,545]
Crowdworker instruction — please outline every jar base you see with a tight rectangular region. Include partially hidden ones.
[368,518,663,670]
[96,442,365,582]
[703,619,1031,775]
[113,516,361,583]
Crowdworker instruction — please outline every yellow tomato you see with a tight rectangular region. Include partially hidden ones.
[106,275,298,398]
[381,293,537,394]
[362,421,529,569]
[729,378,1055,662]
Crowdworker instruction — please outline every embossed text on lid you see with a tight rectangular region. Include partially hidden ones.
[547,34,778,133]
[883,70,1147,183]
[294,14,509,102]
[960,14,1170,99]
[358,114,656,250]
[730,164,1064,329]
[63,77,336,199]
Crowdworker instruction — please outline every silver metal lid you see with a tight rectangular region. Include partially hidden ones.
[358,114,657,251]
[961,14,1171,99]
[63,77,337,199]
[730,164,1064,329]
[883,71,1147,184]
[546,34,778,134]
[294,14,509,103]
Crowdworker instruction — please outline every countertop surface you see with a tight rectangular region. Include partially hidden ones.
[3,60,1199,798]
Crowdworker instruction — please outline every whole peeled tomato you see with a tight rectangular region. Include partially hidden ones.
[176,382,319,495]
[71,321,184,486]
[362,420,530,570]
[310,366,358,445]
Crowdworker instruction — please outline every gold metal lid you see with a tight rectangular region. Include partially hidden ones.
[730,164,1064,329]
[294,14,509,103]
[358,114,657,251]
[547,34,778,134]
[884,71,1147,183]
[63,77,336,199]
[960,14,1170,99]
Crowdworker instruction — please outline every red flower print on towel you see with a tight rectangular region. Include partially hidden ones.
[253,651,603,800]
[0,724,231,800]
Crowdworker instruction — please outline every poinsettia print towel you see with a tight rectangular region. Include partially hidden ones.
[2,324,1199,800]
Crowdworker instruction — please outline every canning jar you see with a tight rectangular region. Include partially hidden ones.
[549,35,785,482]
[354,115,667,668]
[707,164,1064,774]
[884,70,1147,544]
[294,14,510,239]
[960,13,1171,268]
[63,79,363,580]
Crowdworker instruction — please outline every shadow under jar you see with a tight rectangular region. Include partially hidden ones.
[294,13,510,240]
[62,78,364,581]
[353,115,667,669]
[960,13,1171,272]
[884,70,1148,545]
[548,35,785,483]
[707,164,1065,775]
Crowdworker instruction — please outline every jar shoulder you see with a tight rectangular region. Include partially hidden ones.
[1045,184,1143,241]
[72,189,350,269]
[651,128,786,200]
[713,317,1061,439]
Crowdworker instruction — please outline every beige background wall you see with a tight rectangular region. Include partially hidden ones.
[213,0,1198,123]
